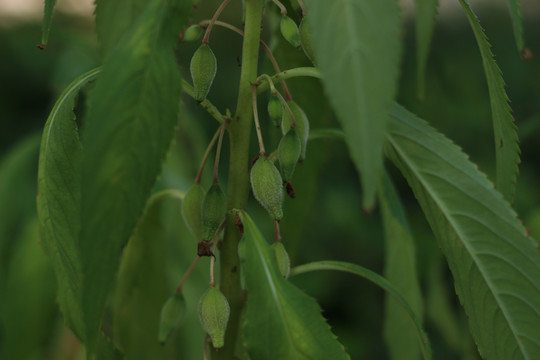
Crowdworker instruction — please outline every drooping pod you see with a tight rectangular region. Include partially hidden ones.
[267,96,283,128]
[280,15,302,49]
[190,44,217,101]
[272,242,290,278]
[182,24,203,42]
[250,157,283,221]
[198,287,230,349]
[201,183,227,242]
[299,19,316,65]
[281,101,310,161]
[182,184,205,241]
[278,130,301,181]
[158,292,187,344]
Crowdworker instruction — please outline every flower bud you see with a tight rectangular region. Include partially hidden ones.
[250,157,283,221]
[281,101,310,161]
[278,130,301,181]
[198,287,230,349]
[183,25,203,42]
[190,44,217,101]
[158,293,187,344]
[299,19,316,65]
[202,183,227,242]
[272,242,290,278]
[280,15,302,49]
[182,184,205,241]
[267,96,283,128]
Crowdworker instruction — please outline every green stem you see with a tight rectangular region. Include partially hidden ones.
[256,67,321,94]
[214,0,264,359]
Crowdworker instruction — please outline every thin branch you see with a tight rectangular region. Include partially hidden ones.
[202,0,231,44]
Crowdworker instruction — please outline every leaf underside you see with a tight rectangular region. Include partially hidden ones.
[305,0,401,209]
[239,211,350,360]
[386,104,540,360]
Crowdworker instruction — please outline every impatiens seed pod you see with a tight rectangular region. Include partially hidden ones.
[202,183,227,242]
[299,19,316,65]
[278,130,301,181]
[183,24,203,42]
[267,96,283,128]
[281,101,310,161]
[198,287,230,349]
[250,157,283,221]
[272,242,290,278]
[280,15,302,49]
[190,44,217,102]
[182,184,205,241]
[158,292,187,344]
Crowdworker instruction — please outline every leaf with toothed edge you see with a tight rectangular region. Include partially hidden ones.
[238,211,349,360]
[386,103,540,360]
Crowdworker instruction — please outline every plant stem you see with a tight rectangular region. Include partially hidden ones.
[176,256,201,293]
[195,127,222,184]
[256,67,321,94]
[214,0,264,359]
[202,0,231,44]
[213,119,229,184]
[251,84,266,155]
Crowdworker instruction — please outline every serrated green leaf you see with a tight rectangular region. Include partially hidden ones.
[380,172,424,360]
[386,104,540,360]
[40,0,57,47]
[506,0,525,53]
[415,0,439,99]
[37,67,101,340]
[114,190,183,359]
[290,261,431,360]
[238,211,349,360]
[458,0,520,203]
[80,0,191,350]
[305,0,401,209]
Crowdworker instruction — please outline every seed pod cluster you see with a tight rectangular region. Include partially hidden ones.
[272,242,290,278]
[280,15,302,49]
[190,44,217,102]
[267,96,283,128]
[250,157,283,221]
[278,130,301,181]
[299,19,316,65]
[182,184,205,241]
[198,287,230,349]
[158,292,187,344]
[202,183,227,242]
[281,101,310,161]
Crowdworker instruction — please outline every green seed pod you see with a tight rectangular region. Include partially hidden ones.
[250,157,283,221]
[281,101,310,161]
[299,19,316,65]
[182,184,205,241]
[267,96,283,127]
[183,24,203,42]
[198,287,230,349]
[158,292,187,344]
[190,44,217,102]
[272,242,290,278]
[278,130,301,181]
[202,183,227,242]
[280,15,301,49]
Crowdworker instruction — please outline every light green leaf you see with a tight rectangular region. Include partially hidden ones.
[40,0,57,47]
[37,67,101,339]
[305,0,401,209]
[386,104,540,360]
[80,0,191,350]
[238,211,349,360]
[380,172,424,360]
[291,261,431,360]
[506,0,525,53]
[458,0,520,203]
[415,0,439,99]
[113,190,183,359]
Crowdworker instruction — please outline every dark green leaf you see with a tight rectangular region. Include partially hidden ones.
[80,0,191,349]
[379,173,424,360]
[291,261,431,360]
[506,0,525,53]
[239,211,349,360]
[415,0,439,99]
[305,0,401,209]
[40,0,57,47]
[37,67,101,339]
[458,0,520,203]
[386,104,540,360]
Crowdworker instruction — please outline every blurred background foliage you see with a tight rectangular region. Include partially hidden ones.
[0,0,539,359]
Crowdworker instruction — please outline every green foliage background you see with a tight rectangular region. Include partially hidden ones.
[1,1,540,359]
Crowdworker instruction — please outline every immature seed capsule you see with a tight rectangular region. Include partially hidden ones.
[281,101,310,161]
[250,157,283,221]
[280,15,302,49]
[267,96,283,128]
[190,44,217,102]
[182,184,205,241]
[299,19,316,65]
[198,287,230,349]
[183,24,203,42]
[202,183,227,242]
[158,292,187,344]
[272,242,290,278]
[278,130,301,181]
